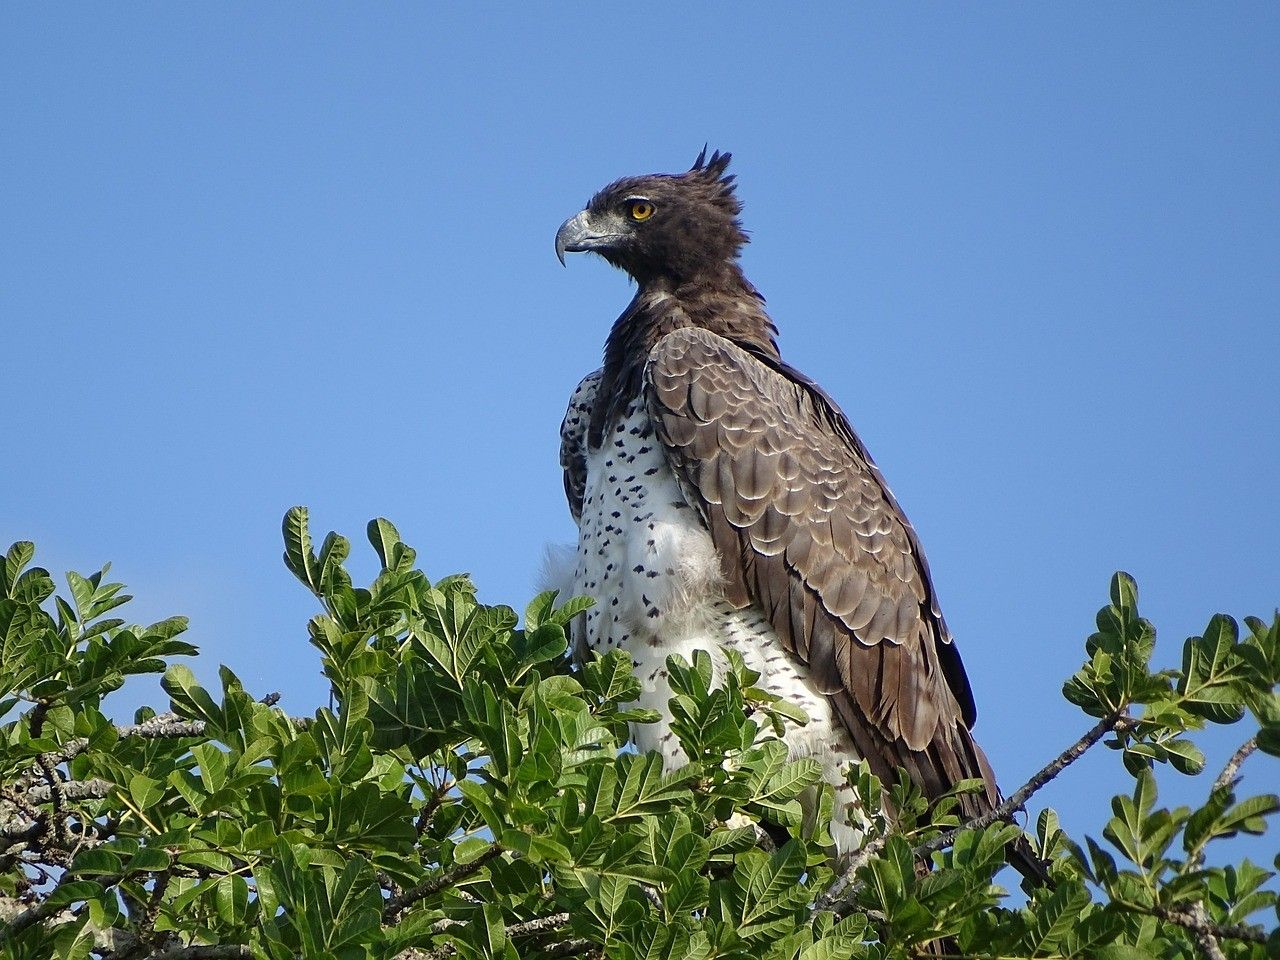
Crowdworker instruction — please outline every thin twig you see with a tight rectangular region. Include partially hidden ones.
[383,845,504,920]
[1211,735,1258,794]
[915,711,1137,861]
[1175,733,1262,960]
[411,912,588,960]
[817,710,1136,917]
[415,779,455,837]
[813,832,888,912]
[13,710,312,797]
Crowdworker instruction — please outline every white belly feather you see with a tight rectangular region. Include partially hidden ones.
[565,398,867,853]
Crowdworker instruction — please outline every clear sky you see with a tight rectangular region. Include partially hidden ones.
[3,5,1278,850]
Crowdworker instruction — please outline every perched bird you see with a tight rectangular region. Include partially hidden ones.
[553,149,1023,866]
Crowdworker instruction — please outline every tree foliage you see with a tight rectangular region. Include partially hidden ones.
[0,508,1277,959]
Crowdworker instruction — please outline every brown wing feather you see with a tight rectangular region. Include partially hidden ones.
[644,326,998,815]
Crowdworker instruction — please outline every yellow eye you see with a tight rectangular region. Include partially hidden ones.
[629,200,655,221]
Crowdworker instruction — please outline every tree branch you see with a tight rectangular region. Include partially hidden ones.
[813,832,889,912]
[407,912,590,960]
[116,711,308,740]
[1172,733,1263,960]
[817,710,1136,916]
[22,778,114,803]
[36,754,69,850]
[1144,903,1267,947]
[1185,902,1228,960]
[1212,735,1257,794]
[414,778,455,837]
[383,845,504,920]
[147,946,252,960]
[915,711,1137,861]
[13,708,312,798]
[0,873,123,943]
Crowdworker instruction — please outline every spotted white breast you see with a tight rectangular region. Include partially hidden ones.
[557,371,867,853]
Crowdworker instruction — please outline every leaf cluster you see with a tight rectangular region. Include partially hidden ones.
[0,525,1275,960]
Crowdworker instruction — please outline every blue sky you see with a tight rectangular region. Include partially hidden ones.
[3,5,1278,850]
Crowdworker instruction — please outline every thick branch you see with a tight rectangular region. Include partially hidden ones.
[1185,902,1227,960]
[148,946,252,960]
[36,754,69,849]
[383,845,503,920]
[504,913,572,938]
[117,712,309,740]
[22,778,114,803]
[0,873,123,943]
[1146,903,1266,947]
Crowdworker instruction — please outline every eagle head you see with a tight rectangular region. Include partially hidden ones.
[556,148,748,284]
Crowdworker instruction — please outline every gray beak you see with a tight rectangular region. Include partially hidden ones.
[555,210,622,266]
[555,211,592,266]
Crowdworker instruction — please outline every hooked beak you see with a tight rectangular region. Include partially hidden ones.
[555,210,622,266]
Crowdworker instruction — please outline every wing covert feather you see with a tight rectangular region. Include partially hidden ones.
[644,326,995,810]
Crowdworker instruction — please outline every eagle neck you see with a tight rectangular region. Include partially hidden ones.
[589,270,780,448]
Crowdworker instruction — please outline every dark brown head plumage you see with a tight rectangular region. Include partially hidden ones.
[557,149,749,285]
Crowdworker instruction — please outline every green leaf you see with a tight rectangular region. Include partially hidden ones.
[45,880,105,908]
[1020,881,1091,953]
[367,517,403,570]
[161,664,221,726]
[123,847,171,874]
[1257,723,1280,757]
[454,837,491,864]
[1178,614,1248,724]
[3,541,35,596]
[214,873,250,925]
[128,774,165,810]
[1093,947,1160,960]
[282,505,320,593]
[1163,738,1205,775]
[1110,571,1139,614]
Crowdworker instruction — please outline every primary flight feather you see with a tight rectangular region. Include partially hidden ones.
[555,150,1027,866]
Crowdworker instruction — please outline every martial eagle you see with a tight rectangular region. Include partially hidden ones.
[553,150,1027,868]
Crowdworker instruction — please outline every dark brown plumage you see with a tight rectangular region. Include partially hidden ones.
[556,150,1043,881]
